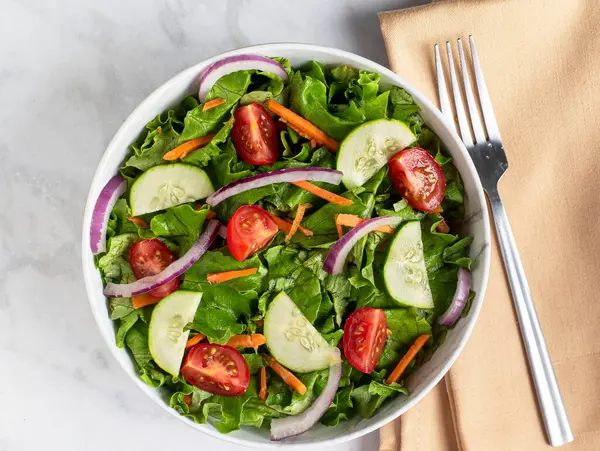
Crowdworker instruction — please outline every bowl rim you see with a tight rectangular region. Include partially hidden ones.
[82,42,490,448]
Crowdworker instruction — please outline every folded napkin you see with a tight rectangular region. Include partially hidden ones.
[378,1,600,450]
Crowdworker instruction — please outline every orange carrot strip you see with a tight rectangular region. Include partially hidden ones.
[207,268,258,284]
[254,319,264,326]
[227,334,267,350]
[183,394,192,406]
[127,216,148,228]
[284,219,313,237]
[263,355,307,395]
[202,98,225,112]
[267,100,339,151]
[259,367,267,401]
[271,215,293,234]
[131,294,160,309]
[285,203,310,243]
[386,334,431,384]
[335,214,395,233]
[309,139,317,149]
[185,333,206,349]
[386,328,393,335]
[336,220,343,239]
[283,120,311,141]
[292,181,352,206]
[163,134,216,161]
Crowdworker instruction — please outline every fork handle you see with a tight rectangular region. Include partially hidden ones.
[487,188,573,446]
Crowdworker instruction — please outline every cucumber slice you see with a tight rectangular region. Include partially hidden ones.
[130,163,215,216]
[383,221,434,309]
[336,119,416,189]
[264,292,339,373]
[148,291,202,376]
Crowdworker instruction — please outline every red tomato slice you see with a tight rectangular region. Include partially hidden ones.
[181,343,250,396]
[227,205,278,262]
[388,147,446,212]
[343,308,387,374]
[128,238,179,298]
[232,103,279,165]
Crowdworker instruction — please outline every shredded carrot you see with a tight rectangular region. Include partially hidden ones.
[263,355,307,395]
[183,394,192,406]
[254,319,264,326]
[271,215,292,234]
[437,219,450,234]
[336,220,343,239]
[207,268,258,284]
[285,203,310,242]
[309,139,317,149]
[292,181,352,206]
[266,100,339,151]
[259,367,267,401]
[185,333,206,349]
[227,334,267,350]
[202,98,225,112]
[283,119,311,141]
[284,219,313,237]
[163,134,216,161]
[127,216,148,228]
[131,294,160,309]
[272,215,313,238]
[386,334,431,384]
[335,214,396,234]
[387,328,393,335]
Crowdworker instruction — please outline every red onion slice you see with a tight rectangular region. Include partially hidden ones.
[437,268,472,326]
[90,175,127,254]
[270,349,342,441]
[206,167,343,206]
[199,55,288,102]
[323,216,401,275]
[103,220,220,298]
[218,224,227,239]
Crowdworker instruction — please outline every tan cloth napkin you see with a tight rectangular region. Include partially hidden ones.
[378,1,600,450]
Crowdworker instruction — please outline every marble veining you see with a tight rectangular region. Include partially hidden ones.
[0,0,426,450]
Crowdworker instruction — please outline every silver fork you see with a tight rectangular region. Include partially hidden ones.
[435,37,573,447]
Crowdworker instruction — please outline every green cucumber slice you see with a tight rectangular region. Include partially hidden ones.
[264,292,339,373]
[130,163,215,216]
[383,221,434,309]
[148,291,202,376]
[336,119,416,189]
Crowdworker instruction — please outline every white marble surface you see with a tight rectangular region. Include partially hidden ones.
[0,1,426,450]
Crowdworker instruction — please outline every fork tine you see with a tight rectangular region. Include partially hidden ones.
[434,44,454,127]
[457,38,487,144]
[445,42,473,147]
[469,36,501,141]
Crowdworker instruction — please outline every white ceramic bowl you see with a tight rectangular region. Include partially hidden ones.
[82,43,490,449]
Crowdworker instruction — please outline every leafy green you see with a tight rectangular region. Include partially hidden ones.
[182,251,265,343]
[183,118,233,168]
[289,71,363,141]
[150,204,209,253]
[351,380,408,419]
[180,71,252,142]
[97,233,139,283]
[125,321,168,387]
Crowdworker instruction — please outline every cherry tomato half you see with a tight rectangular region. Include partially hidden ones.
[128,238,179,298]
[388,147,446,212]
[231,103,279,165]
[227,205,278,262]
[343,308,387,374]
[181,343,250,396]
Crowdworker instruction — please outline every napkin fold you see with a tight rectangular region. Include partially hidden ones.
[379,1,600,450]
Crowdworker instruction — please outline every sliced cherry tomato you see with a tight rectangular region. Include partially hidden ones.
[227,205,278,262]
[343,307,387,374]
[231,103,279,165]
[128,238,179,299]
[388,147,446,212]
[181,343,250,396]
